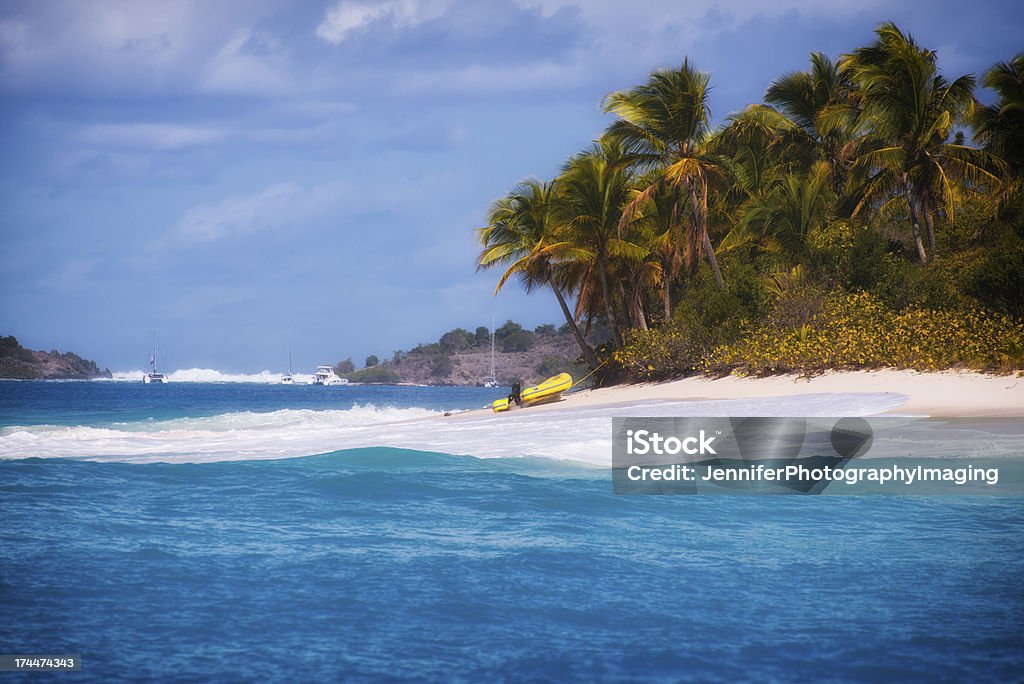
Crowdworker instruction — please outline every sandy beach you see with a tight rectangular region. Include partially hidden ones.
[517,369,1024,418]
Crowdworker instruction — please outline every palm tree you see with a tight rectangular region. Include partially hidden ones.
[476,179,599,367]
[974,53,1024,171]
[603,58,727,291]
[736,161,834,264]
[842,22,1002,263]
[626,171,685,320]
[556,140,646,343]
[761,52,860,193]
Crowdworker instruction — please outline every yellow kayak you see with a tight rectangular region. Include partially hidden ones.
[491,373,572,412]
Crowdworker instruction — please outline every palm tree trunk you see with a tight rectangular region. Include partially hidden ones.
[663,270,671,322]
[633,281,649,331]
[596,252,621,344]
[552,284,599,368]
[619,278,647,331]
[923,194,937,258]
[702,230,724,289]
[905,183,928,264]
[690,178,724,290]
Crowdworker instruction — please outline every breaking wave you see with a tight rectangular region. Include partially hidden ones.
[0,393,910,466]
[107,368,315,384]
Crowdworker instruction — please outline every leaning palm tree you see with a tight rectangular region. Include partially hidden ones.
[842,22,1003,263]
[603,58,727,290]
[476,179,599,367]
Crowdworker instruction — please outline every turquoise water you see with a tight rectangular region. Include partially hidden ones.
[1,382,1022,681]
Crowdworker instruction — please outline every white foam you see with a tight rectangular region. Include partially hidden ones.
[106,368,316,383]
[0,393,908,465]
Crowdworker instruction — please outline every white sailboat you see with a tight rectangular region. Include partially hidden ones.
[281,337,294,384]
[482,316,499,388]
[144,331,168,384]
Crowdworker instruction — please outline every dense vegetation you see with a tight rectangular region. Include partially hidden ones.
[477,24,1024,379]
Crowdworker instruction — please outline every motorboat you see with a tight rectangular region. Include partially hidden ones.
[312,365,348,386]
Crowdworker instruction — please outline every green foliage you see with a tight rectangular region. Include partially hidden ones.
[502,330,535,352]
[475,32,1024,382]
[711,292,1024,374]
[334,358,355,375]
[409,343,441,356]
[613,327,702,379]
[495,320,524,339]
[365,355,379,368]
[615,291,1024,378]
[475,326,490,343]
[534,324,556,336]
[0,336,35,363]
[439,328,474,353]
[347,366,401,384]
[960,237,1024,317]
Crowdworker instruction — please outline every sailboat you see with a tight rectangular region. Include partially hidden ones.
[144,331,168,384]
[281,337,294,385]
[482,317,499,388]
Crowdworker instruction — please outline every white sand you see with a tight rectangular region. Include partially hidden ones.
[517,369,1024,418]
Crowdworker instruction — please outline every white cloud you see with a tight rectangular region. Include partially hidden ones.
[172,182,298,245]
[166,181,350,247]
[0,1,283,94]
[315,0,452,43]
[397,60,587,95]
[200,28,294,95]
[78,123,226,150]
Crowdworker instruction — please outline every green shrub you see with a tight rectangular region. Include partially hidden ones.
[502,330,534,352]
[347,366,401,383]
[439,328,474,353]
[612,327,702,379]
[711,292,1024,374]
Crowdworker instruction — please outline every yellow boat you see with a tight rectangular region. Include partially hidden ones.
[491,372,572,412]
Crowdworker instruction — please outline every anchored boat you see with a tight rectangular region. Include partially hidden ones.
[491,373,572,412]
[144,331,168,384]
[312,365,349,386]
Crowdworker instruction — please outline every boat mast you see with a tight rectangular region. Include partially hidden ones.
[489,316,495,379]
[151,330,158,374]
[288,336,293,375]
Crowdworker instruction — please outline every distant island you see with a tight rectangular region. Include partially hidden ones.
[332,320,608,387]
[0,336,111,380]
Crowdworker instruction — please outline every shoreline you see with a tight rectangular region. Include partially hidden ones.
[475,369,1024,418]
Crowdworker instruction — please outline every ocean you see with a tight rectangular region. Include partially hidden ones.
[1,380,1022,682]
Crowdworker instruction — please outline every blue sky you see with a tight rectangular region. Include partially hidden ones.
[1,0,1020,373]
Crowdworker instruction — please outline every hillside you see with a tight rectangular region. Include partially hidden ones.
[339,321,604,386]
[0,336,112,380]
